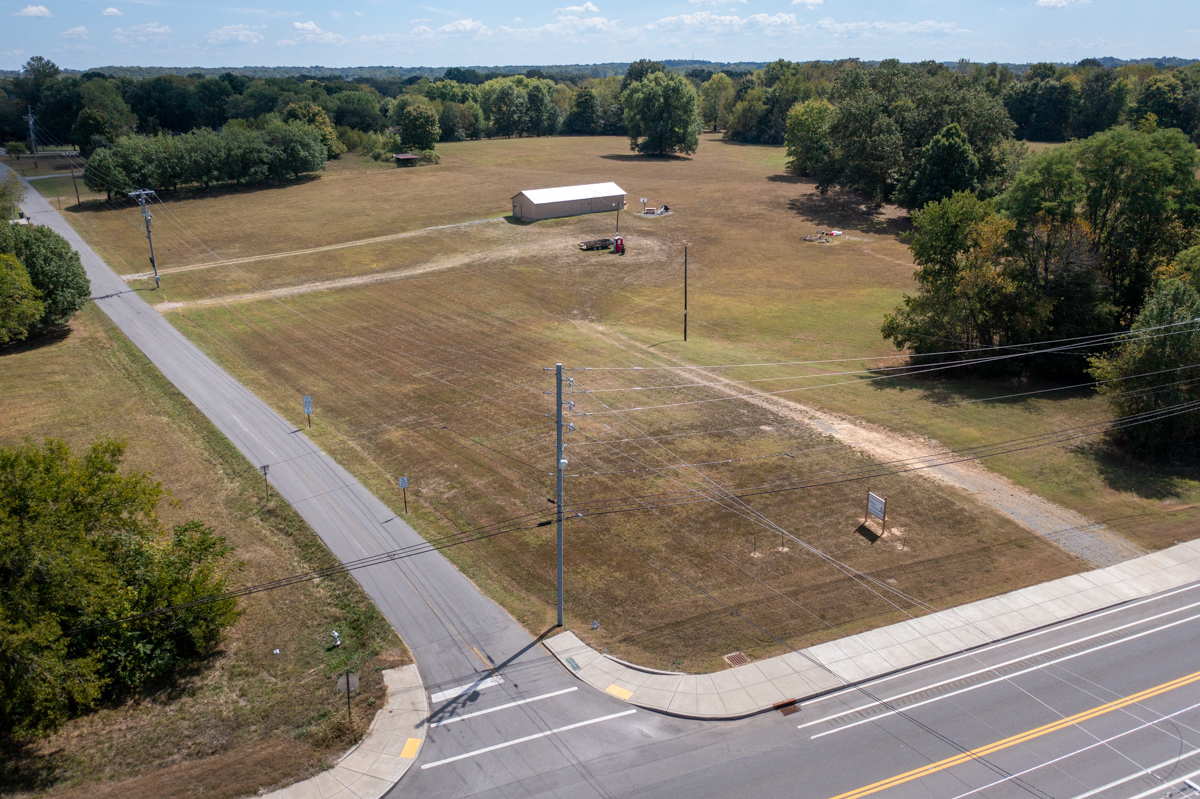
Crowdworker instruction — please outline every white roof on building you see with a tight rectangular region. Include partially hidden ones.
[514,182,626,205]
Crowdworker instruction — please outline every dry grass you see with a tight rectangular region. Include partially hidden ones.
[0,305,409,798]
[40,132,1197,672]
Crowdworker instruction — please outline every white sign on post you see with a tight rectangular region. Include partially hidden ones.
[303,395,312,415]
[867,492,886,521]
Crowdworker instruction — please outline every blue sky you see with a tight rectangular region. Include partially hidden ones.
[3,0,1198,72]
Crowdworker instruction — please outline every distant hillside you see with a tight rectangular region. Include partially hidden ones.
[2,56,1194,82]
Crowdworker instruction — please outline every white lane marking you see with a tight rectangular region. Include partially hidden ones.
[803,581,1200,709]
[430,687,578,727]
[420,709,637,769]
[1072,748,1200,798]
[1122,765,1200,799]
[798,594,1200,731]
[431,675,504,703]
[945,698,1200,799]
[808,607,1200,739]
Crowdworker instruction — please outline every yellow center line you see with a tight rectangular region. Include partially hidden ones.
[830,667,1200,799]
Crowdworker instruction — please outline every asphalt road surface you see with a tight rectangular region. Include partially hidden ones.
[13,167,1200,799]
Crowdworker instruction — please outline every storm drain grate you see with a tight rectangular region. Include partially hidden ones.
[724,651,751,667]
[774,699,800,717]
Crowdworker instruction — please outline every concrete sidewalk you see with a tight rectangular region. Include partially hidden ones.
[546,538,1200,719]
[261,665,426,799]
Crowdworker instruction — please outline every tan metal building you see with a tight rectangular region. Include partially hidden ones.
[511,182,626,221]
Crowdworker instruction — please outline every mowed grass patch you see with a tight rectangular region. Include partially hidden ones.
[0,305,408,799]
[167,266,1081,672]
[51,132,1188,666]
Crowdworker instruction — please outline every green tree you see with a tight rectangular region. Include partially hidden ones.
[261,120,327,180]
[489,82,527,137]
[895,123,980,210]
[621,59,666,92]
[282,101,345,158]
[71,108,117,158]
[192,77,233,129]
[784,98,834,177]
[524,81,558,136]
[564,87,599,134]
[622,71,700,156]
[438,101,467,142]
[1089,279,1200,460]
[0,253,43,344]
[333,91,385,132]
[0,438,238,742]
[399,104,440,152]
[0,222,90,327]
[699,73,734,131]
[81,146,130,199]
[1075,125,1200,324]
[881,191,1047,358]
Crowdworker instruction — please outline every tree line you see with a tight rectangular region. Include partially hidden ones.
[880,122,1200,459]
[8,56,1196,165]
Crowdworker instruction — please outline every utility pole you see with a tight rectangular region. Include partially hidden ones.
[25,105,37,169]
[556,363,566,628]
[684,245,689,342]
[128,189,160,288]
[70,165,81,207]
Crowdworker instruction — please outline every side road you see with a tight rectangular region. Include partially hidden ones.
[546,537,1200,719]
[5,166,542,734]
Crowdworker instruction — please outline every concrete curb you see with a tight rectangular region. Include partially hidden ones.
[259,664,427,798]
[546,539,1200,719]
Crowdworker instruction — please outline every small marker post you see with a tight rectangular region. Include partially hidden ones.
[303,395,312,429]
[260,464,270,501]
[398,476,409,513]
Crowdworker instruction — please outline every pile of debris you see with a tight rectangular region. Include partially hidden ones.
[804,229,843,243]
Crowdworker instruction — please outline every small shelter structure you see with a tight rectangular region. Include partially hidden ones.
[511,182,626,221]
[392,153,420,167]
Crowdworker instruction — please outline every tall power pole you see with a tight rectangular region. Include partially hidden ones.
[128,189,160,288]
[555,363,566,628]
[684,245,689,342]
[25,105,37,167]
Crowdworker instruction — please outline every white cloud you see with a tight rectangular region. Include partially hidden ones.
[791,0,822,8]
[413,13,620,39]
[813,17,969,35]
[61,25,88,37]
[278,20,347,45]
[330,10,344,18]
[113,22,171,42]
[437,18,487,33]
[208,24,264,44]
[12,5,51,17]
[688,0,746,4]
[646,11,797,33]
[354,11,362,15]
[555,1,600,12]
[102,6,122,15]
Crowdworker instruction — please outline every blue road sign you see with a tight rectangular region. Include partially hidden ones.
[303,396,312,415]
[398,476,409,489]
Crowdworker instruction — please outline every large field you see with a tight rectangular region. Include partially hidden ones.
[41,132,1200,671]
[0,306,408,798]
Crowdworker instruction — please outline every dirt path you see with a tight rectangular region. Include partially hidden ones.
[153,245,523,311]
[123,216,506,279]
[578,323,1145,568]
